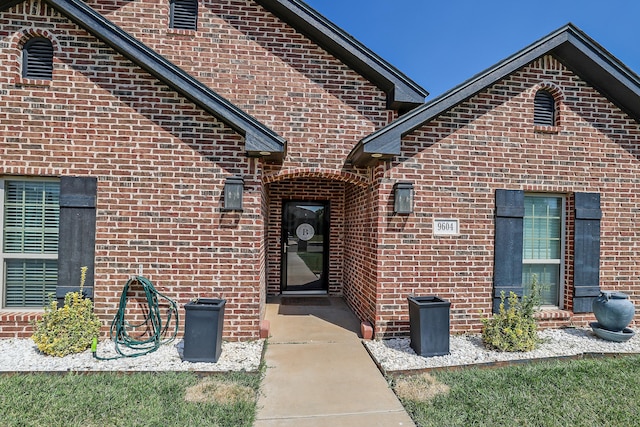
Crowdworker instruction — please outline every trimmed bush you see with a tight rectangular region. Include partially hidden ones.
[481,277,541,352]
[31,267,101,357]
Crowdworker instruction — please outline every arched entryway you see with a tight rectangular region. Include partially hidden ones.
[263,170,371,299]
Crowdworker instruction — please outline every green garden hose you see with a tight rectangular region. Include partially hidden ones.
[92,276,179,360]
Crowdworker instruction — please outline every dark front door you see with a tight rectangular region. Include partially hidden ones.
[281,201,329,293]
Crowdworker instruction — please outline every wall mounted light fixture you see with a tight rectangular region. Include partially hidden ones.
[394,182,414,214]
[223,175,244,211]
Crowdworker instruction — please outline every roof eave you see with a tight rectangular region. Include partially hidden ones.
[255,0,428,111]
[347,130,401,167]
[553,28,640,121]
[0,0,23,11]
[245,131,286,162]
[351,24,640,167]
[12,0,286,158]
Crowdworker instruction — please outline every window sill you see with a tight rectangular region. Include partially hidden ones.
[167,28,197,36]
[13,77,52,87]
[533,125,560,134]
[534,308,572,320]
[0,309,43,321]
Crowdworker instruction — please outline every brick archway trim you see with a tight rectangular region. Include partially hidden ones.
[263,168,368,188]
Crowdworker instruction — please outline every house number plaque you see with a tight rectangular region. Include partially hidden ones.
[433,219,459,236]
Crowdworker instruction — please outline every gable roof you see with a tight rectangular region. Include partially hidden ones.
[349,24,640,167]
[255,0,428,111]
[1,0,287,162]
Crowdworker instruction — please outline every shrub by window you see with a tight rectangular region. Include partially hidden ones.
[22,37,54,80]
[170,0,198,30]
[533,90,556,126]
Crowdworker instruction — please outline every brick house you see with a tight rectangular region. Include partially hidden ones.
[1,0,639,340]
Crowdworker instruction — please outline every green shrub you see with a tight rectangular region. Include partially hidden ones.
[481,277,541,352]
[31,267,101,357]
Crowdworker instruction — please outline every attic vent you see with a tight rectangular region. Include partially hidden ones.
[22,37,53,80]
[170,0,198,30]
[534,90,556,126]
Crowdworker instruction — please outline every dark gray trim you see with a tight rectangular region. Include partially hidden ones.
[573,192,602,313]
[22,37,54,79]
[0,0,23,10]
[350,24,640,166]
[169,0,198,31]
[57,176,97,303]
[533,90,555,126]
[493,189,525,313]
[254,0,427,111]
[1,0,286,161]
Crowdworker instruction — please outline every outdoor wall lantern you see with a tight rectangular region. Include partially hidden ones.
[223,175,244,211]
[394,182,414,214]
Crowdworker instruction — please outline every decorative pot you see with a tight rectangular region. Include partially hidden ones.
[407,296,450,357]
[592,291,635,332]
[183,298,226,363]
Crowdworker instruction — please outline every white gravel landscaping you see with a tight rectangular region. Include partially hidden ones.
[0,338,264,373]
[2,327,639,374]
[364,327,640,373]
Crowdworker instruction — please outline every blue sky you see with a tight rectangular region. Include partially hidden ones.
[304,0,640,98]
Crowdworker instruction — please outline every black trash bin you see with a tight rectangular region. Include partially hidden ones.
[183,298,226,362]
[408,296,450,357]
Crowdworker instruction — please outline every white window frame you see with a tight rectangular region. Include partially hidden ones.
[522,193,566,309]
[0,177,59,309]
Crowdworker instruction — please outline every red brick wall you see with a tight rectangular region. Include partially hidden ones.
[343,174,379,327]
[378,55,640,337]
[89,0,390,173]
[5,2,638,342]
[0,1,389,339]
[0,2,265,339]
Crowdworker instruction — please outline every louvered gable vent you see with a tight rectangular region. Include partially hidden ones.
[170,0,198,30]
[23,38,54,80]
[534,90,556,126]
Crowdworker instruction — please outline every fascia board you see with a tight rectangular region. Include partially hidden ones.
[255,0,428,110]
[355,24,640,167]
[31,0,286,155]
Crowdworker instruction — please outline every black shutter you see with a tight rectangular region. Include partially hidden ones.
[170,0,198,30]
[534,90,555,126]
[23,38,53,80]
[57,177,97,303]
[493,189,525,312]
[573,192,601,313]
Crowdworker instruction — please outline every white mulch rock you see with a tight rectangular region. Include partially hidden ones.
[3,328,638,374]
[0,338,263,373]
[364,327,640,372]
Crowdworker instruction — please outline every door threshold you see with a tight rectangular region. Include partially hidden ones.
[281,291,328,296]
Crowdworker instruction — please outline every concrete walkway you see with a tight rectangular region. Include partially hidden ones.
[255,297,415,427]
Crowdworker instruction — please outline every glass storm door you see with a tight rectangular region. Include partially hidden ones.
[281,201,329,293]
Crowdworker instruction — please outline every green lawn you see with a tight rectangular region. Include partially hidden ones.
[6,353,639,427]
[297,251,323,274]
[394,355,640,427]
[0,371,260,427]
